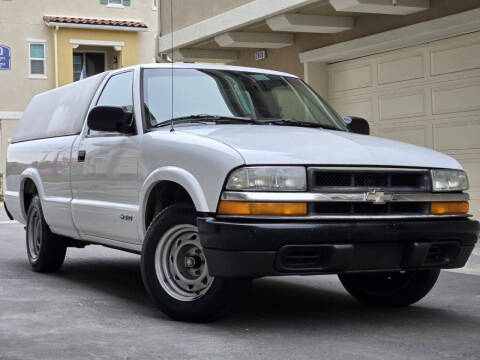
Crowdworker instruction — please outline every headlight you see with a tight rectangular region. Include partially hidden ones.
[431,170,469,192]
[226,167,307,191]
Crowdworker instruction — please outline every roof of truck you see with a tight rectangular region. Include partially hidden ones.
[123,63,299,78]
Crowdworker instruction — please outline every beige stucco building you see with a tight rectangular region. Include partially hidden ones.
[0,0,158,192]
[157,0,480,268]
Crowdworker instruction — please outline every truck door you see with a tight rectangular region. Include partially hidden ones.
[71,71,140,243]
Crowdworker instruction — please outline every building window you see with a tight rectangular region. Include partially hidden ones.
[105,0,130,7]
[28,42,46,78]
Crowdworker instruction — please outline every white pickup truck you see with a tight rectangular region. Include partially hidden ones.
[4,64,479,322]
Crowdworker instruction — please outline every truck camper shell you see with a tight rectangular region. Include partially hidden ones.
[11,72,109,143]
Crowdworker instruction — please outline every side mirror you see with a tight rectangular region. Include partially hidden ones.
[87,106,135,134]
[344,116,370,135]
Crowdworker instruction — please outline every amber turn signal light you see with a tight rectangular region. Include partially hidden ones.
[218,201,307,216]
[430,202,469,215]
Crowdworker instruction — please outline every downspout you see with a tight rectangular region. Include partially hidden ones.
[54,26,59,87]
[154,0,162,63]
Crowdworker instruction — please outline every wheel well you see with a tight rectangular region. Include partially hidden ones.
[145,181,195,230]
[22,178,38,215]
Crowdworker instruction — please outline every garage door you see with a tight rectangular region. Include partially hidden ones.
[327,31,480,221]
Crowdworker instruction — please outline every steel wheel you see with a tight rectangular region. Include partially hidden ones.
[27,210,42,261]
[154,224,214,302]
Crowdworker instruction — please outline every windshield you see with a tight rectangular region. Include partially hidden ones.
[142,68,347,130]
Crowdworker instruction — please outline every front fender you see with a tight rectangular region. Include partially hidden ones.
[138,166,210,236]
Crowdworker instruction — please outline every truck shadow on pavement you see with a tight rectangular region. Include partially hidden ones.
[24,253,472,331]
[5,242,473,331]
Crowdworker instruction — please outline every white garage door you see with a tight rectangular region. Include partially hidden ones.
[328,31,480,221]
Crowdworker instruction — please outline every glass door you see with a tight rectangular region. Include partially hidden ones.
[73,52,106,81]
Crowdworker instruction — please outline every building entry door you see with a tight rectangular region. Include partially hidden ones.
[73,52,106,81]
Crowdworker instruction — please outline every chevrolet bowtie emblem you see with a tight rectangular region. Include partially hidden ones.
[365,189,393,204]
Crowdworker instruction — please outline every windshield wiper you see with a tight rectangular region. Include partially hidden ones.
[152,114,255,128]
[257,118,337,130]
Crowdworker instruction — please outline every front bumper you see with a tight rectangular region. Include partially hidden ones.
[197,217,479,277]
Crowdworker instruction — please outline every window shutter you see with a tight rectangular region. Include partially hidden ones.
[100,0,108,4]
[123,0,131,5]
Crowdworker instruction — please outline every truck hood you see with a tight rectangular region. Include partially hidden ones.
[177,125,461,169]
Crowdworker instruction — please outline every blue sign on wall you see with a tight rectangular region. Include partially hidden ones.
[0,45,11,70]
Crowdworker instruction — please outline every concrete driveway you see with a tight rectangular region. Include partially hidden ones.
[0,208,479,360]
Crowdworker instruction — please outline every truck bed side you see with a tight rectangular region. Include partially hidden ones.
[5,136,78,238]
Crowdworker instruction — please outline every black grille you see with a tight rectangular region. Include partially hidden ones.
[308,168,430,193]
[310,202,429,216]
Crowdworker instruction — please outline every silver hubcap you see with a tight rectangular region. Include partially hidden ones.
[27,211,42,260]
[155,224,214,302]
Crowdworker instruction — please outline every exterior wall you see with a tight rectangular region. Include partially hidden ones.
[0,0,158,194]
[159,0,254,34]
[229,0,480,78]
[0,0,157,112]
[54,28,140,86]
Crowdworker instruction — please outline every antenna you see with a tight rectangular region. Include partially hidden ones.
[170,0,174,132]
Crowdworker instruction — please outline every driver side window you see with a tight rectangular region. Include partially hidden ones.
[90,71,134,136]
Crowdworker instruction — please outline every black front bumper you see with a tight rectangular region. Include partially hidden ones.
[197,217,479,277]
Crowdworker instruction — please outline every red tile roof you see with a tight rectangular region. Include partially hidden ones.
[43,16,147,29]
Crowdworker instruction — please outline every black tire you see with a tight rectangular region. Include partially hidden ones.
[339,269,440,307]
[141,204,250,322]
[26,196,67,273]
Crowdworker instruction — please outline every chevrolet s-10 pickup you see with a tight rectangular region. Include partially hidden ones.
[5,63,479,321]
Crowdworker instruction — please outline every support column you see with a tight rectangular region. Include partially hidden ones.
[304,61,328,99]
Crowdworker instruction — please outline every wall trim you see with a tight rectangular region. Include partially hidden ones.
[0,112,23,120]
[299,8,480,64]
[158,0,318,52]
[69,39,125,48]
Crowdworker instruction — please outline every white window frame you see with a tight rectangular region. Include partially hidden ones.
[27,39,47,79]
[107,0,125,8]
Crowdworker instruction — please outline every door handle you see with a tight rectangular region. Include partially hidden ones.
[78,150,86,162]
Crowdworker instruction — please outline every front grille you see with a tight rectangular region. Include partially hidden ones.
[306,168,432,217]
[310,202,430,216]
[308,168,431,193]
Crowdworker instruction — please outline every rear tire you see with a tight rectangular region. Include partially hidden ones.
[26,196,67,273]
[141,204,250,322]
[339,269,440,307]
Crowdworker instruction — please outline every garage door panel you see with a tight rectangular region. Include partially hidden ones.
[433,118,480,151]
[431,36,480,76]
[329,98,374,121]
[377,53,425,85]
[432,82,480,115]
[378,124,427,147]
[329,64,372,92]
[379,90,426,120]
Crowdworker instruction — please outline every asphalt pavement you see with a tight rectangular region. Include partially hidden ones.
[0,207,479,360]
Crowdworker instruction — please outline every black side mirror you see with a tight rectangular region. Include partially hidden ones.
[87,106,135,134]
[344,116,370,135]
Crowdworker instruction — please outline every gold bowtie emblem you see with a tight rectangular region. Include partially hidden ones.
[365,189,393,204]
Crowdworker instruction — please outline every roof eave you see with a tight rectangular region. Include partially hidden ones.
[44,21,148,32]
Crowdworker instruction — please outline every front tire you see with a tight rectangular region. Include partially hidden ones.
[141,204,249,322]
[26,196,67,273]
[339,269,440,307]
